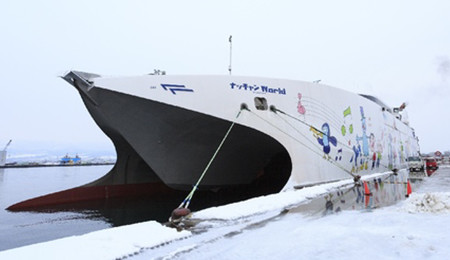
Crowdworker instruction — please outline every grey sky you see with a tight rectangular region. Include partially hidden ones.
[1,0,449,153]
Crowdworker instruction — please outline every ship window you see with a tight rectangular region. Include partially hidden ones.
[254,97,268,110]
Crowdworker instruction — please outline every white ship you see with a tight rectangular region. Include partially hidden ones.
[7,72,420,210]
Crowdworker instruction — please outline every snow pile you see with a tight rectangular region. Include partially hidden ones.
[0,221,190,260]
[401,192,450,213]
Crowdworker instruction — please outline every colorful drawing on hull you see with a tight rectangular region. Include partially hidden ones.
[376,147,382,168]
[350,143,361,172]
[387,133,394,169]
[350,106,371,172]
[369,133,380,169]
[310,126,323,143]
[335,148,343,161]
[341,106,353,137]
[297,93,306,115]
[393,135,398,166]
[377,129,385,169]
[317,123,337,156]
[301,96,342,130]
[356,106,369,157]
[400,140,405,163]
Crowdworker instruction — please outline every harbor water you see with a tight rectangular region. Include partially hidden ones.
[0,165,193,251]
[0,166,112,251]
[0,165,254,251]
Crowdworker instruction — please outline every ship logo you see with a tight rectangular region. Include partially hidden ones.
[161,84,194,95]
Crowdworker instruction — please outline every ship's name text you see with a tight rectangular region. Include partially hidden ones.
[230,82,286,95]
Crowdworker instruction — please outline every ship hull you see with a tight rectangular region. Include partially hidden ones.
[81,85,291,191]
[7,71,420,211]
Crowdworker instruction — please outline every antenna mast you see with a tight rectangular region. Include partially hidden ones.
[228,35,232,75]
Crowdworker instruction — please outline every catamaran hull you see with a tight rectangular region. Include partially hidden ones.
[8,71,420,211]
[80,86,291,190]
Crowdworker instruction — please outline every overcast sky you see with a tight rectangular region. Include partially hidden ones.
[1,0,449,154]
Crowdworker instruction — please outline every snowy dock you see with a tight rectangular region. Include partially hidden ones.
[0,221,189,260]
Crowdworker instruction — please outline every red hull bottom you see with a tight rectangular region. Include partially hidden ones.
[7,183,176,211]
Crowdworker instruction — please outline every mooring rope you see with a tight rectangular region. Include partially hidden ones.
[271,106,353,152]
[177,108,245,209]
[243,110,357,178]
[246,106,357,179]
[270,106,396,174]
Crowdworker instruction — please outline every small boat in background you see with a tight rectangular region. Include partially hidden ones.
[60,154,81,165]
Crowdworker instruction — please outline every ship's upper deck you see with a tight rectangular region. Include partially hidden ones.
[359,94,391,112]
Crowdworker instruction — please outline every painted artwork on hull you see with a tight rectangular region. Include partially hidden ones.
[316,123,337,158]
[299,93,416,176]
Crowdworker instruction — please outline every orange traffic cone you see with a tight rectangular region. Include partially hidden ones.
[363,181,372,196]
[406,180,412,197]
[363,181,372,208]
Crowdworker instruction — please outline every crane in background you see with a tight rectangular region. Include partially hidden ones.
[0,139,12,166]
[2,140,12,152]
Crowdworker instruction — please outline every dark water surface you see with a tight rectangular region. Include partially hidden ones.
[0,165,255,251]
[0,166,114,251]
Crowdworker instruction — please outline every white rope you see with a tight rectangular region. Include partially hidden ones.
[178,109,244,209]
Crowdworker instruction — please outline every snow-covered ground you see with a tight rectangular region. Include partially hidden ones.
[136,167,450,260]
[1,167,449,259]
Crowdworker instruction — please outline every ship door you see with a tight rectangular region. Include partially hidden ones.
[254,97,268,110]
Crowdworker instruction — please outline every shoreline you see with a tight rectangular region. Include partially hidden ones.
[0,162,115,169]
